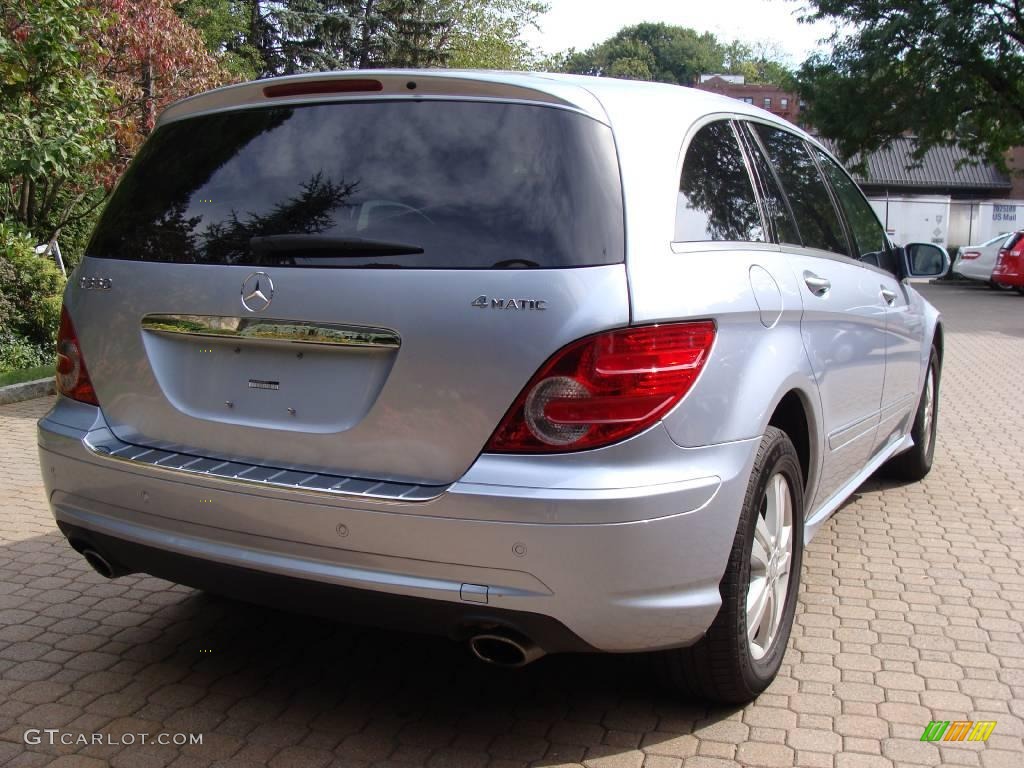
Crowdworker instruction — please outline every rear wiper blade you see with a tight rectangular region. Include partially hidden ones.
[250,234,424,257]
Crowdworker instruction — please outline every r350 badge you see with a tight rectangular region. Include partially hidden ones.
[79,276,113,290]
[472,295,546,311]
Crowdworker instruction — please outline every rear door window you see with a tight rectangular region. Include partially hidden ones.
[87,101,625,269]
[753,124,850,256]
[675,120,764,243]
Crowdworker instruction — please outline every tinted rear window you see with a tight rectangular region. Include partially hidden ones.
[88,101,624,269]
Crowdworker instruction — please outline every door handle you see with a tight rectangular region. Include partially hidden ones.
[880,287,897,306]
[803,272,831,296]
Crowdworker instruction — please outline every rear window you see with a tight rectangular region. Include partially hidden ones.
[88,101,625,269]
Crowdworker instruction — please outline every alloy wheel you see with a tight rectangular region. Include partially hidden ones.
[747,473,794,660]
[921,365,935,456]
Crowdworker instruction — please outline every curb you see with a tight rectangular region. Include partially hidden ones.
[0,377,55,405]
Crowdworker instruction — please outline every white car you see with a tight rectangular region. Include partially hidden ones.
[953,232,1014,287]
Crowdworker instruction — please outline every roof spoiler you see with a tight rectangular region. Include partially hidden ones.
[158,70,608,127]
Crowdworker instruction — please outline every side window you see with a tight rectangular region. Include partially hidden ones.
[753,124,850,256]
[738,123,802,246]
[675,120,764,243]
[814,149,894,271]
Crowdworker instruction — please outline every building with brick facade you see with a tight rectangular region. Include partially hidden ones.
[694,74,801,126]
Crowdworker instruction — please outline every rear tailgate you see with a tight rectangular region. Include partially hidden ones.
[70,96,628,486]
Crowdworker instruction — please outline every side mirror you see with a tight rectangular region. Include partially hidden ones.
[899,242,950,279]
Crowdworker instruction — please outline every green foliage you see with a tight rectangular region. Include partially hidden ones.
[178,0,263,80]
[262,1,360,74]
[560,23,721,83]
[0,335,49,375]
[443,0,548,70]
[797,0,1024,170]
[178,0,547,75]
[0,222,65,356]
[556,23,793,86]
[723,40,796,90]
[0,0,116,240]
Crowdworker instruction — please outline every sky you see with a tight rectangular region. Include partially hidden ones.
[522,0,839,66]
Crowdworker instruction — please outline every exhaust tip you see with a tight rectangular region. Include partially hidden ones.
[81,549,117,579]
[469,633,544,668]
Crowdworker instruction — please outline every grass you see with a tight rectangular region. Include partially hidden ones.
[0,364,53,388]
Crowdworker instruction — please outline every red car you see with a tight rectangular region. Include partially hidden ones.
[991,231,1024,294]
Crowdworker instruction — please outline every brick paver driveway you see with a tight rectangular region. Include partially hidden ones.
[1,283,1022,768]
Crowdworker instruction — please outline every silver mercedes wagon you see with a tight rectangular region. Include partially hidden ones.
[38,70,948,702]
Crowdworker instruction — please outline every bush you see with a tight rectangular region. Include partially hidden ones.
[0,331,49,373]
[0,222,66,359]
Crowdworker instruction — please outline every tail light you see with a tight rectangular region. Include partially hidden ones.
[55,307,99,405]
[961,251,980,260]
[485,321,715,453]
[995,250,1008,270]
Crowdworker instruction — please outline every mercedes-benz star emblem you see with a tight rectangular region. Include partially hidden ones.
[241,272,274,312]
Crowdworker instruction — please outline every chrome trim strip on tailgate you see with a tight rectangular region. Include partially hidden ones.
[141,314,401,349]
[82,429,443,502]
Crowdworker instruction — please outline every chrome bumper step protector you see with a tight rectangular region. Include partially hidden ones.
[84,430,444,502]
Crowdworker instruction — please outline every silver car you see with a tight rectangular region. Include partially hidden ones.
[38,71,948,703]
[952,231,1015,288]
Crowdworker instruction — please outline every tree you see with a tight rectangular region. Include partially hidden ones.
[442,0,547,70]
[177,0,263,79]
[797,0,1024,170]
[0,0,229,254]
[560,23,725,84]
[0,0,115,240]
[96,0,228,182]
[555,23,793,87]
[723,40,795,89]
[180,0,547,76]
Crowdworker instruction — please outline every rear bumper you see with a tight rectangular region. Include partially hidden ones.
[991,263,1023,285]
[57,521,596,653]
[38,399,759,653]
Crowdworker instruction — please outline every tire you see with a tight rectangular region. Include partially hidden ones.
[660,426,804,704]
[1017,288,1024,296]
[988,280,1013,290]
[884,346,940,482]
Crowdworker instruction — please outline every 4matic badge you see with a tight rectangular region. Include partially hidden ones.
[471,295,547,311]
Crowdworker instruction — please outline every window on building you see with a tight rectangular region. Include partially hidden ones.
[763,97,772,109]
[675,121,764,243]
[743,97,753,104]
[780,98,789,109]
[752,124,849,255]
